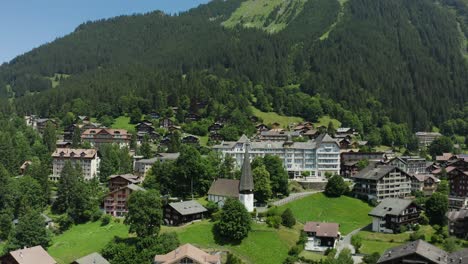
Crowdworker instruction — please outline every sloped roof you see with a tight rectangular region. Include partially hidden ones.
[154,244,220,264]
[7,246,56,264]
[378,240,448,264]
[73,252,109,264]
[239,142,254,192]
[207,179,239,198]
[52,148,97,159]
[303,222,340,238]
[353,165,400,180]
[169,200,207,216]
[369,198,414,217]
[447,209,468,221]
[109,174,141,183]
[109,183,145,194]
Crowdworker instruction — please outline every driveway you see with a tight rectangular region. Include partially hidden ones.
[271,191,322,206]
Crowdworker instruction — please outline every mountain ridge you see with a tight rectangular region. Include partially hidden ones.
[0,0,466,132]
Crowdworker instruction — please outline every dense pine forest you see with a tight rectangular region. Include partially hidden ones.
[0,0,467,134]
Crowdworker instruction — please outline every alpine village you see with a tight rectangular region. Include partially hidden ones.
[0,0,467,264]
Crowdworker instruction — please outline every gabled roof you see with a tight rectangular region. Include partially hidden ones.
[447,209,468,221]
[52,148,97,159]
[168,200,207,216]
[109,184,145,194]
[316,133,337,144]
[154,243,220,264]
[7,246,56,264]
[303,222,340,238]
[207,179,239,198]
[109,174,141,184]
[369,198,415,217]
[353,165,404,180]
[73,252,110,264]
[378,240,448,264]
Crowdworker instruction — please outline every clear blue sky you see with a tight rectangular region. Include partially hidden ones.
[0,0,210,64]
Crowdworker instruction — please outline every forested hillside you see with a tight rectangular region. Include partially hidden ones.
[0,0,467,132]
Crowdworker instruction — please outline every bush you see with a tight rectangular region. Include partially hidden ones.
[413,224,420,231]
[266,206,281,217]
[288,245,302,256]
[419,213,429,225]
[281,208,296,228]
[91,209,103,222]
[431,234,442,244]
[205,201,219,215]
[226,252,244,264]
[324,175,348,197]
[101,214,112,226]
[351,235,363,254]
[211,211,222,222]
[114,217,121,223]
[266,216,282,229]
[283,256,298,264]
[57,214,74,233]
[409,230,425,241]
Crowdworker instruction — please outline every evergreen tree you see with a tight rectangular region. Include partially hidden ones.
[140,135,152,159]
[281,208,296,228]
[42,122,57,152]
[263,155,289,196]
[6,209,51,251]
[71,126,81,148]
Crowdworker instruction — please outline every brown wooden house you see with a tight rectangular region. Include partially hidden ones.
[164,200,207,226]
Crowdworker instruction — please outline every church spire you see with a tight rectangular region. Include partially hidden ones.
[239,140,254,193]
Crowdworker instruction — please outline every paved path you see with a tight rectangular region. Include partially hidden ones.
[271,191,322,206]
[336,226,368,263]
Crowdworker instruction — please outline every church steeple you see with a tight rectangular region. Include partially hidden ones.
[239,141,254,193]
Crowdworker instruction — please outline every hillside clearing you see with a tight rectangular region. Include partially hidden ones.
[251,106,303,128]
[163,221,298,264]
[111,116,136,132]
[48,220,129,264]
[278,193,372,235]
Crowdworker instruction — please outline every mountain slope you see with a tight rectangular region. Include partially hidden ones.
[0,0,467,131]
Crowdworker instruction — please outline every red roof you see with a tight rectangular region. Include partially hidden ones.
[303,222,340,238]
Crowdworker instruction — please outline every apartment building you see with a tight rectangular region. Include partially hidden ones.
[51,148,100,181]
[353,165,412,201]
[212,134,340,178]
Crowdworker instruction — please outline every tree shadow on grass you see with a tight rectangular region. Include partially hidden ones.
[212,224,243,246]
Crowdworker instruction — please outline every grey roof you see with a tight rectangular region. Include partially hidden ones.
[169,200,207,216]
[447,209,468,221]
[449,249,468,264]
[316,133,338,144]
[239,142,254,192]
[369,198,414,217]
[207,179,239,198]
[127,184,146,192]
[353,165,400,180]
[109,174,141,183]
[378,240,448,264]
[238,134,249,143]
[136,153,180,165]
[74,252,110,264]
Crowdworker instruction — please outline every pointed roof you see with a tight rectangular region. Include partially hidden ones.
[239,141,254,192]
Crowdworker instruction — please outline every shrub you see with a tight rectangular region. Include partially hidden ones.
[57,214,74,233]
[281,208,296,228]
[409,230,425,241]
[114,217,121,223]
[266,206,281,217]
[91,209,103,222]
[288,245,302,256]
[266,216,282,229]
[101,214,112,226]
[419,213,429,225]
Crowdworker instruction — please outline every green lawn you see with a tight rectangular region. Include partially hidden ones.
[199,135,209,147]
[314,115,342,128]
[111,116,136,132]
[251,106,303,128]
[299,250,326,261]
[222,0,307,33]
[48,220,129,264]
[279,193,372,235]
[358,225,436,254]
[163,221,298,264]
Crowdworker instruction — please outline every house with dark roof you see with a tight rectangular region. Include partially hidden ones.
[369,198,421,233]
[207,179,240,207]
[447,209,468,239]
[388,156,427,175]
[410,174,440,196]
[164,200,207,226]
[378,240,468,264]
[109,174,142,191]
[154,244,220,264]
[0,246,57,264]
[133,153,180,177]
[303,222,340,251]
[72,252,109,264]
[352,165,412,201]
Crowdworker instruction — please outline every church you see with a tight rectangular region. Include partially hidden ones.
[207,141,255,212]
